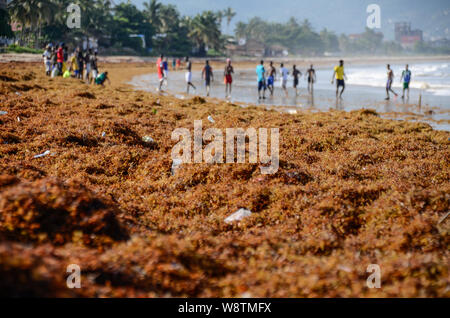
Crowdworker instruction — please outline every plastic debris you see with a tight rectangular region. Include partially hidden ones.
[0,111,7,115]
[15,92,21,96]
[33,150,51,159]
[207,115,215,123]
[171,158,183,176]
[438,212,450,225]
[101,131,106,138]
[142,135,155,143]
[17,117,20,122]
[225,208,252,223]
[286,109,297,114]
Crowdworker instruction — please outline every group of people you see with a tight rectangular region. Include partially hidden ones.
[42,43,110,86]
[154,55,413,102]
[256,61,317,99]
[156,55,234,98]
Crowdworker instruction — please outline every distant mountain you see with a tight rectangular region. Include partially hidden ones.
[130,0,450,40]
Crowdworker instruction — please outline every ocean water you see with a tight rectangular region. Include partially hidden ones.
[129,60,450,131]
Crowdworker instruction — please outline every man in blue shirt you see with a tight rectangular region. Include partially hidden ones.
[256,60,266,100]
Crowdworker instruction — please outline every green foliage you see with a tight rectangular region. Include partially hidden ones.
[233,17,333,55]
[6,44,43,53]
[338,28,384,54]
[0,9,13,38]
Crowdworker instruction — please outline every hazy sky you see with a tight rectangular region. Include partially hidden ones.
[127,0,450,39]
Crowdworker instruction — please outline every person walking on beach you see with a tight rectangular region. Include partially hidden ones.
[69,52,78,78]
[43,45,52,76]
[84,49,92,82]
[56,44,64,75]
[386,64,398,100]
[157,54,165,92]
[332,60,347,99]
[185,56,196,94]
[401,64,412,100]
[292,65,302,96]
[176,58,181,70]
[172,58,176,71]
[202,60,214,97]
[306,65,316,93]
[224,58,234,98]
[280,63,289,97]
[163,57,169,86]
[267,61,276,96]
[89,51,99,84]
[76,48,84,80]
[256,60,266,100]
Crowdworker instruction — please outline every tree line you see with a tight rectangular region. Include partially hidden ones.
[2,0,235,56]
[1,0,447,56]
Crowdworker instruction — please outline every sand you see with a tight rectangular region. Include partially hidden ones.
[0,61,448,297]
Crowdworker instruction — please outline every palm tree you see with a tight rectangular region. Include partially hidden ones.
[143,0,162,31]
[8,0,56,46]
[223,7,235,34]
[188,11,221,56]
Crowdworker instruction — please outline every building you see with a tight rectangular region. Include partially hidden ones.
[395,22,423,49]
[226,39,265,57]
[0,0,6,9]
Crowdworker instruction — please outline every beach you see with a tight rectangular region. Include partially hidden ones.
[130,56,450,131]
[0,60,449,297]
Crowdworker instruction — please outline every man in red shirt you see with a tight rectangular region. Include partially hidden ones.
[56,43,64,75]
[157,54,164,92]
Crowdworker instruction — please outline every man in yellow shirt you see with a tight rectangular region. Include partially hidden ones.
[331,60,347,99]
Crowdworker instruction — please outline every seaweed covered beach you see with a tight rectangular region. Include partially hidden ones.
[0,62,449,297]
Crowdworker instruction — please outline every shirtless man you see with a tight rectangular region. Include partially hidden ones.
[224,58,234,98]
[306,65,316,93]
[386,64,398,100]
[202,60,214,97]
[185,56,196,94]
[292,65,302,96]
[267,61,277,96]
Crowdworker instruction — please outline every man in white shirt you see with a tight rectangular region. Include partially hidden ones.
[280,63,289,97]
[42,45,52,76]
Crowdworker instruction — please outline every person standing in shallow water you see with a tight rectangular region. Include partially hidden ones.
[332,60,347,99]
[292,65,302,96]
[267,61,276,96]
[401,64,412,100]
[224,58,234,99]
[256,60,266,100]
[280,63,289,97]
[185,56,196,94]
[386,64,398,100]
[306,64,316,93]
[202,60,214,97]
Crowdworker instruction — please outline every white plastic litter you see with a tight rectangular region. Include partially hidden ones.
[225,208,252,224]
[286,109,297,115]
[15,92,21,96]
[142,135,155,143]
[101,131,106,137]
[171,158,183,176]
[17,117,20,122]
[207,115,215,123]
[0,111,7,115]
[33,150,51,159]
